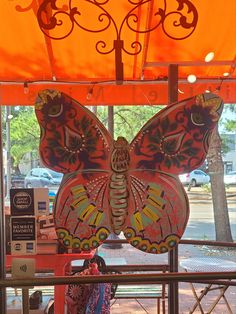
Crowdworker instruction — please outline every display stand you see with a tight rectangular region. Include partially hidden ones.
[6,252,94,314]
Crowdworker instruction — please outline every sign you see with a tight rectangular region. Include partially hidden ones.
[10,189,34,216]
[11,216,37,255]
[10,188,49,216]
[12,258,35,279]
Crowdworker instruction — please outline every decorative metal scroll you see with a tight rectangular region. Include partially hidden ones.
[35,90,223,254]
[15,0,199,80]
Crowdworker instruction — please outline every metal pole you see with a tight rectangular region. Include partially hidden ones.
[5,106,11,200]
[168,64,178,105]
[108,106,114,138]
[168,64,179,314]
[1,271,236,287]
[0,105,7,313]
[22,288,30,314]
[168,246,179,314]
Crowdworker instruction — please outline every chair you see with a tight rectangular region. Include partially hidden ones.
[180,257,236,314]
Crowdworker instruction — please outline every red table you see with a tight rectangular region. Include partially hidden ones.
[6,252,94,314]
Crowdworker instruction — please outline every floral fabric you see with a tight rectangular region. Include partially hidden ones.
[66,263,111,314]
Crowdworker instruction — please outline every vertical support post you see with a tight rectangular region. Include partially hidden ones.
[6,106,11,200]
[168,246,179,314]
[108,106,114,138]
[22,288,30,314]
[114,40,124,84]
[0,106,7,313]
[168,64,179,314]
[168,64,178,104]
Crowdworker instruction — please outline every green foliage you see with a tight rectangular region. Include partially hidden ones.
[9,107,40,167]
[220,133,234,154]
[96,105,162,142]
[224,119,236,132]
[220,104,236,133]
[219,104,236,154]
[202,183,211,193]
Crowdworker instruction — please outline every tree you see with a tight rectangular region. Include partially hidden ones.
[223,104,236,128]
[207,127,233,242]
[10,108,40,173]
[96,104,162,142]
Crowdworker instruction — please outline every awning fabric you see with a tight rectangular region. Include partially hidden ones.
[0,0,236,105]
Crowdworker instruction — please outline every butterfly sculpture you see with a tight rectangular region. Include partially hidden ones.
[35,90,223,254]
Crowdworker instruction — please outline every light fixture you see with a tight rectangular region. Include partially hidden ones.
[223,72,230,77]
[23,82,29,94]
[187,74,197,83]
[204,52,215,62]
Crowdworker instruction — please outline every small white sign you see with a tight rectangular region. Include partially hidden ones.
[12,258,35,279]
[34,188,49,216]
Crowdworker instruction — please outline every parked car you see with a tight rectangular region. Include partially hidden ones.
[224,171,236,185]
[179,169,210,187]
[11,174,26,188]
[4,174,25,189]
[24,168,63,188]
[4,174,26,196]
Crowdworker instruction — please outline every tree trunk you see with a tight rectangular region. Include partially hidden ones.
[207,127,233,242]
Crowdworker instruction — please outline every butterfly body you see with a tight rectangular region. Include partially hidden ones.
[35,90,223,254]
[109,136,130,234]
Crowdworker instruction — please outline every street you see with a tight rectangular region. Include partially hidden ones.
[183,200,236,241]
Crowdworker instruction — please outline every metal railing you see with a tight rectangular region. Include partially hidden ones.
[1,239,236,314]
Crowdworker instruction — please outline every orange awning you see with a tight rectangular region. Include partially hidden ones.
[0,0,235,105]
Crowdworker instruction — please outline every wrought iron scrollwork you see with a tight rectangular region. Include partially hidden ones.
[36,0,198,52]
[17,0,198,80]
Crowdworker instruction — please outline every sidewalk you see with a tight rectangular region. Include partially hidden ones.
[186,186,236,201]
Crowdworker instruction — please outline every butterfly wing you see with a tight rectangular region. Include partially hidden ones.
[124,93,223,253]
[35,89,113,251]
[35,89,112,173]
[54,171,113,251]
[124,170,188,253]
[129,93,223,174]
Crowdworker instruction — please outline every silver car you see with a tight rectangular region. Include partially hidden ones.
[24,168,63,188]
[179,170,210,187]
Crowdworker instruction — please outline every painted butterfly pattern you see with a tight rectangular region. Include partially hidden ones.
[35,90,223,254]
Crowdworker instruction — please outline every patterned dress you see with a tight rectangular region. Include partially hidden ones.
[66,263,111,314]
